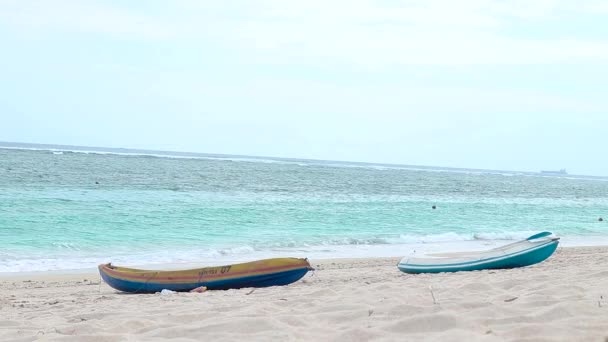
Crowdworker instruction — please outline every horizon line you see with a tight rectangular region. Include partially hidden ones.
[1,140,602,178]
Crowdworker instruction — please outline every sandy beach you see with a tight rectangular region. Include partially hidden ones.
[1,246,607,342]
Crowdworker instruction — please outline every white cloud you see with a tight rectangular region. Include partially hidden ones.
[227,0,608,66]
[2,0,608,65]
[0,0,173,39]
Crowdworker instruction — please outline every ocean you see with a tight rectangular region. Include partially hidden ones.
[1,142,607,273]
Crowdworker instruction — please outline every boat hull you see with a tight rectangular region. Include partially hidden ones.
[398,234,559,274]
[99,258,312,293]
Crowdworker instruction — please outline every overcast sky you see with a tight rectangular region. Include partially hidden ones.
[1,1,607,175]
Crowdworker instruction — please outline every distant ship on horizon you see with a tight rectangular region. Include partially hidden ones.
[540,169,568,175]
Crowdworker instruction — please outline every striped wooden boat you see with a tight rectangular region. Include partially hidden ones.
[99,257,313,293]
[398,232,559,274]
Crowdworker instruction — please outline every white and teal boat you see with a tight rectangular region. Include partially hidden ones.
[398,232,560,274]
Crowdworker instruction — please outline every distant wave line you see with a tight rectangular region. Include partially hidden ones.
[1,142,606,179]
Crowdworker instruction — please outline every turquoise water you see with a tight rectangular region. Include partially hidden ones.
[1,144,607,272]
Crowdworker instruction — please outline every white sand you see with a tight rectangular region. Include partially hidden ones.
[1,247,607,341]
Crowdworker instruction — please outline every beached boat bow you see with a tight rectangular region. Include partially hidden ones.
[398,232,560,274]
[99,257,313,293]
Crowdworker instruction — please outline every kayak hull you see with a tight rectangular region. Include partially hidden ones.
[398,233,559,274]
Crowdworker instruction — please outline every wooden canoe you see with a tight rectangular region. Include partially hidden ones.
[99,257,313,293]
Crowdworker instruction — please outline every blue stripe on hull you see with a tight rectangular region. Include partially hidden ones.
[398,240,558,274]
[101,268,310,293]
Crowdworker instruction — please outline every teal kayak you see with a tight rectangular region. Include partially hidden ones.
[398,232,559,274]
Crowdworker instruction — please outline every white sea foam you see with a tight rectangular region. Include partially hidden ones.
[0,145,502,177]
[2,234,608,273]
[0,145,310,167]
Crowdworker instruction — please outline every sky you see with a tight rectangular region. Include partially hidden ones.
[0,0,607,175]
